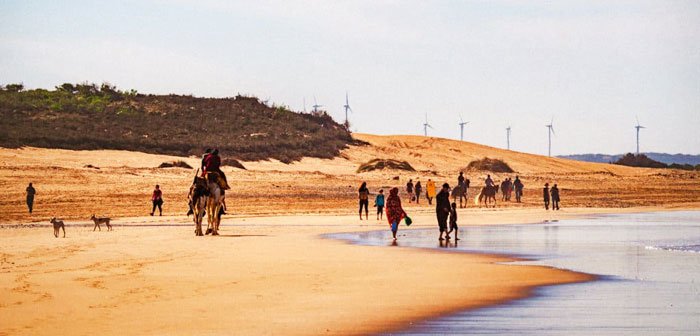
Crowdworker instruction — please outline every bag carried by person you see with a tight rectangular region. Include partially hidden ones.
[404,216,412,226]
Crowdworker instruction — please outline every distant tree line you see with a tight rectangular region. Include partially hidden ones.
[614,153,700,171]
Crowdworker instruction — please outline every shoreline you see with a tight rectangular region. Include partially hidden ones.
[1,207,665,335]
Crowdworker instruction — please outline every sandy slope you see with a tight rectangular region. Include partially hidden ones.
[0,134,698,222]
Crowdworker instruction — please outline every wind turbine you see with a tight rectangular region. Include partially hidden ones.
[312,96,323,113]
[423,113,433,137]
[506,126,511,150]
[458,115,470,141]
[635,116,645,155]
[343,92,352,129]
[545,117,555,157]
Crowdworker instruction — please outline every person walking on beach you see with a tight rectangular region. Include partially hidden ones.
[26,182,36,214]
[485,174,494,187]
[359,182,370,220]
[436,183,451,240]
[375,189,385,220]
[543,183,550,210]
[551,184,561,210]
[458,172,465,188]
[501,180,508,201]
[385,187,407,241]
[406,179,414,203]
[151,185,163,216]
[414,180,422,204]
[514,176,524,203]
[426,179,436,205]
[446,202,459,240]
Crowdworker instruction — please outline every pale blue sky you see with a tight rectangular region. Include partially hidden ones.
[1,1,699,155]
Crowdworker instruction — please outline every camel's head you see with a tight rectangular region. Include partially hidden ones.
[49,217,56,224]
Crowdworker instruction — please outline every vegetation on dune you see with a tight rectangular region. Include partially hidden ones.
[614,153,700,171]
[158,160,193,169]
[0,82,355,163]
[357,159,416,173]
[465,157,514,173]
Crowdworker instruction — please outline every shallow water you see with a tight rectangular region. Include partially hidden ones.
[329,211,700,335]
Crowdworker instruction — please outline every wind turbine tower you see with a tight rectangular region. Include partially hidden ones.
[545,118,555,157]
[423,113,433,137]
[459,115,469,141]
[635,116,645,155]
[506,126,511,150]
[343,92,352,129]
[312,96,323,113]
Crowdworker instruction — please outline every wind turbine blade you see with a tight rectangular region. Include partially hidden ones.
[636,115,640,127]
[460,114,464,123]
[551,126,556,136]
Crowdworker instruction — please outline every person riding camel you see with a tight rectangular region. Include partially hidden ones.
[485,174,494,187]
[458,172,465,189]
[202,149,230,190]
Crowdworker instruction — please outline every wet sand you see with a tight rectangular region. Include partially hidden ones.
[0,209,598,335]
[334,211,700,335]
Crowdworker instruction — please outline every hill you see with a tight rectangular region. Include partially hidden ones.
[0,83,354,163]
[559,153,700,166]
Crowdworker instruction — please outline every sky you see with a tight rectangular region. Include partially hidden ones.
[1,0,699,156]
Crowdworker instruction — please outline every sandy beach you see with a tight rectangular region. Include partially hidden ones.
[1,209,607,335]
[1,137,699,335]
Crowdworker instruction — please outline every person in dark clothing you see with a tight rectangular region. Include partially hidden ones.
[457,172,465,188]
[375,189,385,220]
[26,183,36,214]
[551,184,561,210]
[358,182,370,220]
[543,183,550,210]
[514,176,524,203]
[414,180,422,204]
[406,179,414,203]
[151,185,163,216]
[446,202,459,240]
[436,183,451,240]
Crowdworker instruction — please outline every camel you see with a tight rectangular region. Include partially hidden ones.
[475,185,499,208]
[49,217,66,238]
[205,172,225,236]
[451,183,469,208]
[189,175,209,236]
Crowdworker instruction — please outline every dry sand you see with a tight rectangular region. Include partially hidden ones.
[1,134,699,335]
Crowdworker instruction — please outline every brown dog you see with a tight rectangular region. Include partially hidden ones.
[90,214,112,231]
[49,217,66,238]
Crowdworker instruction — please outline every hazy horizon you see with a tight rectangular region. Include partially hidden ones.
[2,1,699,155]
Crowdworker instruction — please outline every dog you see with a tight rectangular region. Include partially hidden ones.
[49,217,66,238]
[90,214,112,231]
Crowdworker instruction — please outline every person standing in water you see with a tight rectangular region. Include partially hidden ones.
[543,183,550,210]
[375,189,385,220]
[551,184,561,210]
[385,187,407,241]
[426,179,436,205]
[358,182,370,220]
[414,180,422,204]
[446,202,459,240]
[26,182,36,214]
[436,183,451,241]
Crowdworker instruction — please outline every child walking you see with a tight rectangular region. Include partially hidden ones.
[375,189,385,220]
[446,202,459,240]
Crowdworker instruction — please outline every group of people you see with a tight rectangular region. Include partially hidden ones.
[358,180,459,241]
[498,176,525,202]
[543,183,561,210]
